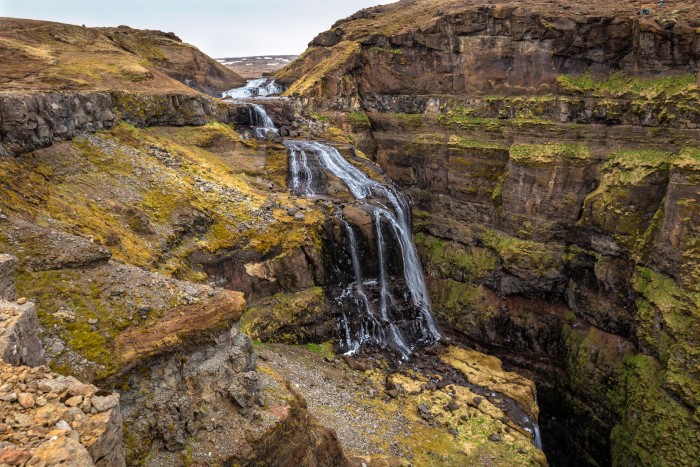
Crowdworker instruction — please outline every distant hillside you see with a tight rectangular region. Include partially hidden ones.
[218,55,298,78]
[0,18,245,95]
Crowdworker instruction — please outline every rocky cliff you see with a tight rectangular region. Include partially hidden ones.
[277,0,700,100]
[278,0,700,466]
[9,4,699,465]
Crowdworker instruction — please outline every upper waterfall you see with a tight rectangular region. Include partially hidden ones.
[221,78,284,99]
[284,140,440,358]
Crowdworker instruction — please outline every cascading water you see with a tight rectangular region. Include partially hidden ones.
[247,104,279,138]
[284,140,441,358]
[221,78,284,99]
[524,415,543,449]
[221,77,282,138]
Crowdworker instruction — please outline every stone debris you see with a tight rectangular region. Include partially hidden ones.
[0,362,125,466]
[0,254,125,466]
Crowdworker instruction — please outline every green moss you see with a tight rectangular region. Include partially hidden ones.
[391,112,424,128]
[412,209,431,232]
[347,110,371,128]
[300,342,335,359]
[448,135,506,150]
[428,279,492,336]
[410,133,445,146]
[310,112,331,123]
[241,287,326,344]
[563,325,631,417]
[416,233,497,283]
[557,72,697,99]
[437,104,555,131]
[632,266,700,407]
[580,148,674,255]
[611,354,700,466]
[509,143,591,167]
[14,268,147,379]
[481,228,562,277]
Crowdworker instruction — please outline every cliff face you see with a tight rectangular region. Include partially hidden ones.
[0,18,244,96]
[277,0,700,99]
[279,0,700,465]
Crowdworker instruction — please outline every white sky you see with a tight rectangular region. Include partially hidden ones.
[0,0,393,57]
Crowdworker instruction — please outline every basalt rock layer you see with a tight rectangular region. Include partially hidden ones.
[279,0,700,465]
[277,0,700,100]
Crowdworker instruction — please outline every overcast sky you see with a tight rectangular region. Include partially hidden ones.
[0,0,392,57]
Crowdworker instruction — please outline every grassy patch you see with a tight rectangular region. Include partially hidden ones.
[347,110,371,128]
[509,143,591,167]
[448,135,507,151]
[557,72,697,99]
[283,41,361,96]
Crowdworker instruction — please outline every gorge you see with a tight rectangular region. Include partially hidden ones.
[0,1,698,466]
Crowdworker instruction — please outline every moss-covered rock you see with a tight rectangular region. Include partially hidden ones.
[611,354,700,467]
[241,287,332,344]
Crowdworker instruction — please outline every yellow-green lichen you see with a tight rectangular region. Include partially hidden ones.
[509,143,591,168]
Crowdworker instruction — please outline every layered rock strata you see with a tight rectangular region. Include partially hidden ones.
[0,91,261,156]
[276,0,700,465]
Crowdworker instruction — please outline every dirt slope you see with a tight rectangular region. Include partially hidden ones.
[0,18,245,95]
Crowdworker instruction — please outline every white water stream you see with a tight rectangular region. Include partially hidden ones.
[284,140,441,357]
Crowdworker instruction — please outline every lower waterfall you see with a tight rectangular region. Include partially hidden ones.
[284,140,441,358]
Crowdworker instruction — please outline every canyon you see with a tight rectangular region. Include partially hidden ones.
[0,0,698,465]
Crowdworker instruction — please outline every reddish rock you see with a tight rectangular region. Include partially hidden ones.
[17,392,34,409]
[0,447,31,465]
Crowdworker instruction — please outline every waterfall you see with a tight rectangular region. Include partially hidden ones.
[534,423,543,450]
[248,104,279,138]
[284,140,441,358]
[524,415,544,449]
[221,78,284,99]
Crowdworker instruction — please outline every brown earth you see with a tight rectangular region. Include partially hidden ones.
[0,18,244,95]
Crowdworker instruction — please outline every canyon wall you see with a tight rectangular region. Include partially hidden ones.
[278,0,700,100]
[278,1,700,465]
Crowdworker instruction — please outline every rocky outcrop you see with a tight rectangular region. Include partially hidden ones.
[246,381,351,467]
[0,300,44,369]
[120,326,350,466]
[0,255,17,302]
[0,255,44,367]
[0,254,125,467]
[0,90,262,156]
[114,288,245,371]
